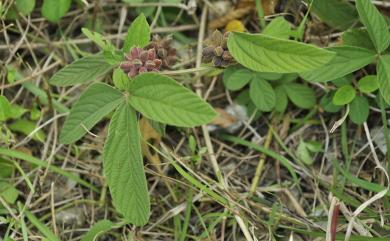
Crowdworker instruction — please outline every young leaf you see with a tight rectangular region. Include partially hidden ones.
[82,28,114,50]
[296,140,315,165]
[227,32,335,73]
[80,219,114,241]
[249,77,275,112]
[49,54,113,86]
[332,85,356,106]
[123,13,150,52]
[358,75,379,93]
[128,73,217,127]
[103,102,150,226]
[0,96,27,121]
[283,83,316,109]
[349,95,369,125]
[9,119,46,142]
[223,68,253,91]
[377,55,390,104]
[262,17,291,39]
[41,0,71,23]
[59,83,123,144]
[355,0,390,53]
[300,46,375,82]
[113,68,129,90]
[15,0,35,15]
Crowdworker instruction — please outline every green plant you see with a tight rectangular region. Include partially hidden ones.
[48,14,217,225]
[223,0,390,127]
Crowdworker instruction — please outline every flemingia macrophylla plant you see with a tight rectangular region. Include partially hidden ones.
[48,13,217,225]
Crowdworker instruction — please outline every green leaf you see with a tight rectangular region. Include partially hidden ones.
[300,46,375,82]
[332,85,356,106]
[223,68,252,91]
[296,140,314,165]
[377,55,390,104]
[123,13,150,52]
[103,102,150,225]
[24,210,60,241]
[82,28,113,50]
[262,17,291,39]
[283,83,316,109]
[113,68,129,90]
[349,95,369,125]
[274,86,288,113]
[0,96,27,121]
[9,119,46,142]
[0,182,19,204]
[227,32,335,73]
[49,54,113,86]
[15,0,35,15]
[342,29,375,50]
[59,83,123,144]
[309,0,358,30]
[80,219,114,241]
[41,0,71,23]
[81,28,122,65]
[22,82,69,113]
[355,0,390,53]
[358,75,379,93]
[249,77,275,112]
[320,93,342,113]
[128,73,217,127]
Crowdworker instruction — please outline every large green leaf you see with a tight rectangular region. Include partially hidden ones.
[283,83,316,109]
[123,13,150,52]
[227,32,335,73]
[249,77,275,112]
[309,0,358,30]
[59,83,123,144]
[41,0,71,23]
[355,0,390,53]
[300,46,375,82]
[377,55,390,104]
[103,102,150,225]
[128,73,217,127]
[49,54,113,86]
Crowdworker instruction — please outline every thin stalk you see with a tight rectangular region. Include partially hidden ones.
[250,126,273,195]
[255,0,266,29]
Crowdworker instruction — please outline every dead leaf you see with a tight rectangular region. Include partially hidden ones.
[208,7,252,30]
[211,108,238,129]
[139,117,162,172]
[238,0,278,16]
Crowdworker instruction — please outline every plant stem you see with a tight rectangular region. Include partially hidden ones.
[255,0,266,29]
[250,126,273,195]
[379,96,390,175]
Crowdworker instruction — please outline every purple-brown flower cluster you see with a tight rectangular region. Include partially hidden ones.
[202,30,235,68]
[120,47,162,78]
[120,35,177,78]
